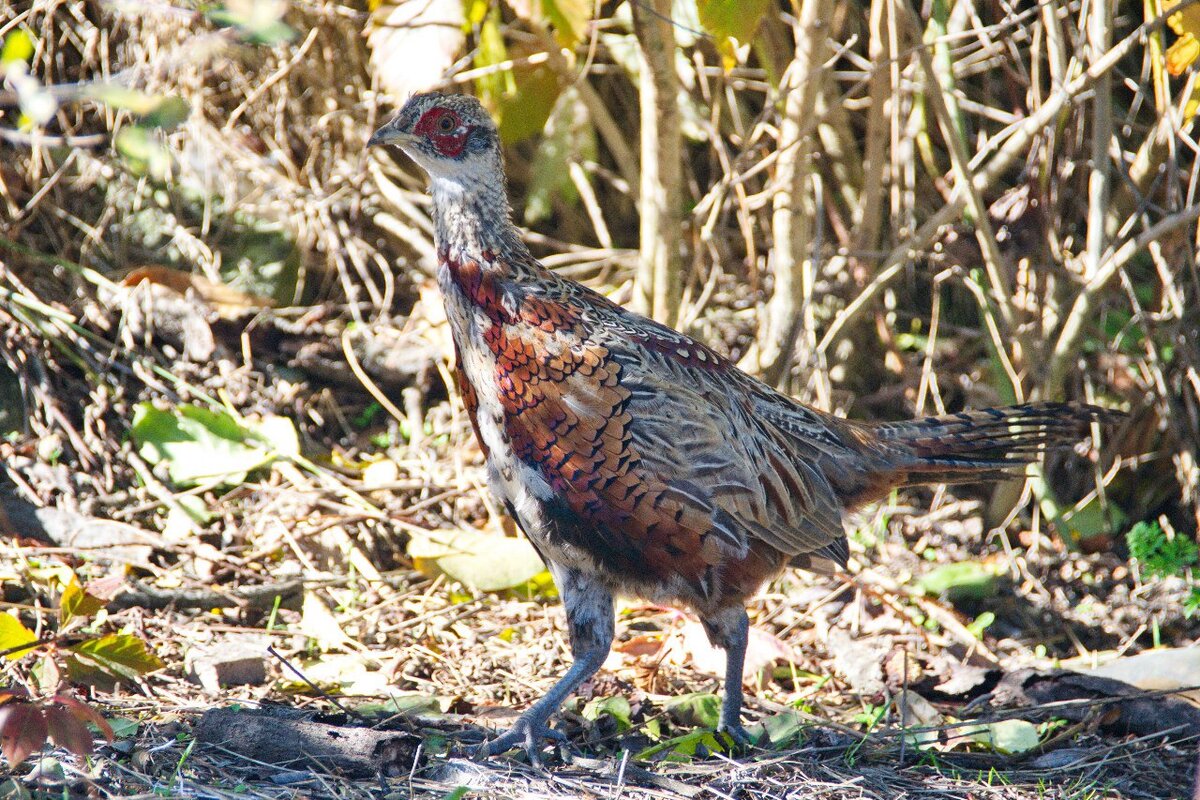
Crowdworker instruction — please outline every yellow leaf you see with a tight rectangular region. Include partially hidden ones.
[1166,32,1200,76]
[0,30,34,66]
[59,578,107,625]
[541,0,591,48]
[1163,0,1200,74]
[0,614,36,660]
[474,7,515,108]
[1185,90,1200,123]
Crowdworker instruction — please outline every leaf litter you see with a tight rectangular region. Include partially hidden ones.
[0,2,1197,799]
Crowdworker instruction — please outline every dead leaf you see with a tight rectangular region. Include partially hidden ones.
[299,653,392,695]
[300,592,356,652]
[893,689,942,750]
[52,693,113,743]
[829,630,890,696]
[368,0,465,100]
[662,618,793,681]
[1076,647,1200,705]
[407,527,545,592]
[122,265,274,317]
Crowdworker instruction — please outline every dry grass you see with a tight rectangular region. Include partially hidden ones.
[1,1,1199,798]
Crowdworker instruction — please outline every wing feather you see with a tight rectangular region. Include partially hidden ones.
[488,272,854,600]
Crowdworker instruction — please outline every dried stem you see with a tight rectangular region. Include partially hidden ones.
[818,14,1156,356]
[739,0,829,387]
[630,0,683,326]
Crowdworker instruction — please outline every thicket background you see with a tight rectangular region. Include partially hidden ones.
[0,0,1198,798]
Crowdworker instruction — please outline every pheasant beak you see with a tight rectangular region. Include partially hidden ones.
[367,121,412,148]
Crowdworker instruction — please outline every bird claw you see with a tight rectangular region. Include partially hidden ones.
[473,717,567,766]
[718,722,755,750]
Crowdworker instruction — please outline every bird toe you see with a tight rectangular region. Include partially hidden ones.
[474,717,566,766]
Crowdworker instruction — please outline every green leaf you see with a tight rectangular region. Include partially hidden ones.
[1,30,34,66]
[407,528,546,592]
[86,86,190,129]
[1127,520,1198,579]
[917,561,997,602]
[524,87,596,224]
[506,569,559,601]
[129,403,296,487]
[758,708,806,746]
[582,695,632,731]
[496,73,560,145]
[113,126,171,179]
[106,717,140,739]
[464,0,489,27]
[969,719,1041,755]
[635,729,726,762]
[354,693,448,717]
[472,1,563,144]
[697,0,770,69]
[965,610,995,639]
[66,634,163,684]
[205,0,297,45]
[0,614,37,660]
[1185,587,1200,619]
[1061,494,1126,543]
[665,692,721,729]
[473,8,514,109]
[142,96,190,129]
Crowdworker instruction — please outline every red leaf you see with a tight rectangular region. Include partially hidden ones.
[0,702,48,765]
[45,706,95,758]
[53,695,114,742]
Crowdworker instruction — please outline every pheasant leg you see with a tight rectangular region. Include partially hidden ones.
[704,606,753,745]
[478,566,614,764]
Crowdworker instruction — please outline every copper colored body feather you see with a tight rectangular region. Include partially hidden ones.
[369,94,1119,762]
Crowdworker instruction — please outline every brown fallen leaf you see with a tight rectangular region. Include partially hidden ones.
[122,265,274,316]
[613,633,666,658]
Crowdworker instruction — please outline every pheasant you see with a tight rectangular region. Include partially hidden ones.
[368,93,1119,762]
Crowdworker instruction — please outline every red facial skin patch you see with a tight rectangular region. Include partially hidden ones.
[414,108,469,158]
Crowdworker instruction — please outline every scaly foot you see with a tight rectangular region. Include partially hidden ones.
[473,717,568,767]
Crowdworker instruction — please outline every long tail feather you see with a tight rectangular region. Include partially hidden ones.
[873,402,1123,486]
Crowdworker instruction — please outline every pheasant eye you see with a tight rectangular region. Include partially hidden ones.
[437,115,456,133]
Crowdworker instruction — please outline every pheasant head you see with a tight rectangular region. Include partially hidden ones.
[369,92,522,257]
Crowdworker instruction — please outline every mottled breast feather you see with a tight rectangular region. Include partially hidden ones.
[444,251,851,607]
